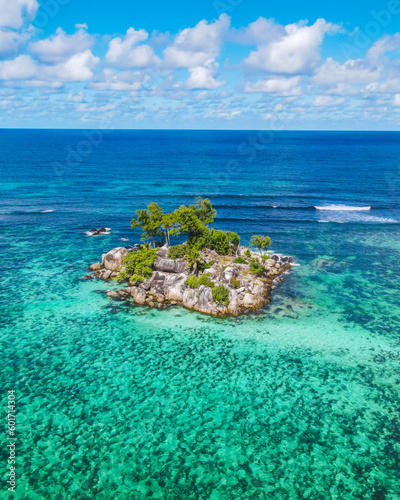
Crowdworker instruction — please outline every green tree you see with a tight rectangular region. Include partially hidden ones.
[131,202,164,248]
[250,235,271,258]
[184,245,206,275]
[170,204,208,243]
[161,212,174,246]
[196,197,216,224]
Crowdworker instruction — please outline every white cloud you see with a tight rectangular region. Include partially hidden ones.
[312,95,345,107]
[88,69,149,91]
[29,27,95,63]
[0,54,36,80]
[244,19,339,74]
[0,0,38,29]
[105,28,160,68]
[42,50,99,82]
[186,59,226,89]
[0,30,29,57]
[244,76,302,96]
[394,94,400,106]
[163,14,230,68]
[312,57,380,86]
[232,17,285,45]
[367,34,400,60]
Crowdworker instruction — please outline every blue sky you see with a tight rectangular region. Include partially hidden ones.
[1,0,400,129]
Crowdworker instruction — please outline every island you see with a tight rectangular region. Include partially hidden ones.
[86,198,292,317]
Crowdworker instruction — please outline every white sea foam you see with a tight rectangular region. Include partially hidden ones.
[121,238,129,241]
[41,210,54,213]
[315,205,371,211]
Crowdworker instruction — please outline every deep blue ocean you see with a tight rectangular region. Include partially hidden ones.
[1,130,400,499]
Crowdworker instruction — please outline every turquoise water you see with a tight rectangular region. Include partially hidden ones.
[1,130,400,499]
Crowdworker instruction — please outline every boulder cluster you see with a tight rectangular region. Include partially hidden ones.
[87,245,292,317]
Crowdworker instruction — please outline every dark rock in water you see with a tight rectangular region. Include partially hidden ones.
[271,255,279,261]
[83,274,92,280]
[90,229,97,233]
[98,227,106,233]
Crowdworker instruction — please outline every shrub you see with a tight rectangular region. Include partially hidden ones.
[185,273,215,289]
[234,256,247,264]
[185,275,200,288]
[261,255,270,262]
[245,249,251,258]
[199,273,214,287]
[249,258,264,277]
[117,247,157,282]
[230,278,241,289]
[168,244,186,259]
[212,285,230,306]
[129,274,144,285]
[207,229,230,255]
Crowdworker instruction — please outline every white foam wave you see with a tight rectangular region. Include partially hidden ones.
[41,210,54,213]
[121,238,129,241]
[315,205,371,211]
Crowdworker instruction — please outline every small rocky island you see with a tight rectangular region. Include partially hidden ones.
[86,198,292,317]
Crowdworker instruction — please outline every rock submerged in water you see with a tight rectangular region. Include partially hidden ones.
[86,244,293,317]
[87,227,109,236]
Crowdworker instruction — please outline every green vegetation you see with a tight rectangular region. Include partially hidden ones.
[117,247,157,282]
[230,278,241,289]
[129,274,144,285]
[234,256,247,264]
[212,285,230,306]
[185,273,215,289]
[245,249,251,258]
[131,202,165,248]
[167,244,186,259]
[249,258,265,277]
[251,235,271,257]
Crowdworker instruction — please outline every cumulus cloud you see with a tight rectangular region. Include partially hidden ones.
[29,27,95,63]
[312,57,381,86]
[312,95,346,107]
[105,28,160,68]
[394,94,400,106]
[186,59,226,89]
[244,76,302,96]
[231,17,285,45]
[163,14,230,68]
[244,19,340,74]
[0,54,36,80]
[0,30,30,57]
[41,50,99,82]
[88,69,149,91]
[0,0,38,29]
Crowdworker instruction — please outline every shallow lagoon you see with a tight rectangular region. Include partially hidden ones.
[1,130,400,498]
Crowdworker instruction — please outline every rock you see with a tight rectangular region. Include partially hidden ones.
[146,298,155,307]
[170,301,177,305]
[157,244,169,259]
[131,288,147,305]
[164,273,187,302]
[154,258,186,274]
[104,247,129,271]
[111,271,119,278]
[203,268,217,280]
[221,266,238,283]
[228,289,240,316]
[83,274,92,280]
[198,286,213,314]
[102,270,112,280]
[116,289,127,297]
[139,280,151,291]
[148,272,166,294]
[124,287,133,295]
[88,262,101,271]
[107,291,120,298]
[243,293,256,308]
[156,294,165,303]
[183,288,198,309]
